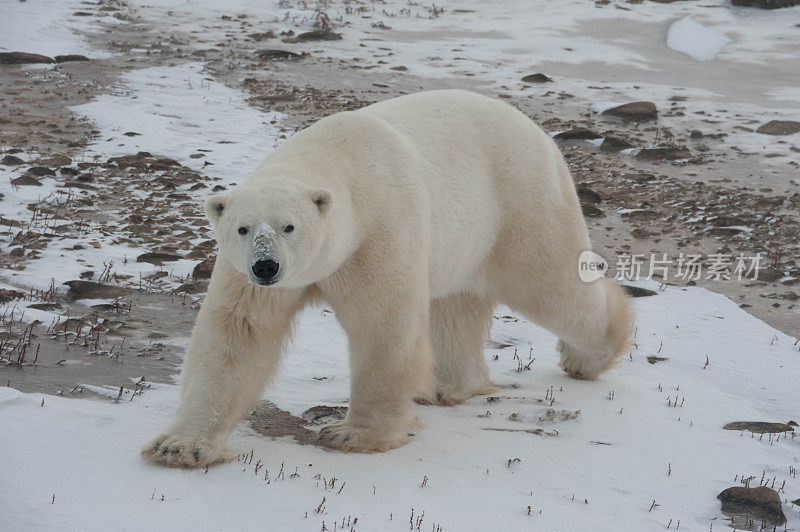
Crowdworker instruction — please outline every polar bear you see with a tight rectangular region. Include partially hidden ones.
[142,90,632,467]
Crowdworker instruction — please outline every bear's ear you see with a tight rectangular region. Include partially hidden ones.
[311,188,333,215]
[204,194,227,224]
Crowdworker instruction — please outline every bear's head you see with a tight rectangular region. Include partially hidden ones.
[204,177,333,288]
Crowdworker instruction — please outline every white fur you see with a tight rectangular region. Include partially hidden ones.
[142,90,632,467]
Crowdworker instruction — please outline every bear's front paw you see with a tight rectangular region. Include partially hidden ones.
[317,420,410,453]
[141,429,227,468]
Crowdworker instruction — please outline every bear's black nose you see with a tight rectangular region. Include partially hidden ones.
[252,259,280,283]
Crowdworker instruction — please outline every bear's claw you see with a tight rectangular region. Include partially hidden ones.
[141,431,224,468]
[316,420,409,453]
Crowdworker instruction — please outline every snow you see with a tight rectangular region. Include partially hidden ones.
[72,63,285,183]
[667,17,732,62]
[2,282,800,531]
[1,62,284,295]
[2,1,800,529]
[0,0,111,58]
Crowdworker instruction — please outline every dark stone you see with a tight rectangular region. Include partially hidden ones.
[554,128,601,141]
[622,285,658,297]
[521,73,552,83]
[600,136,634,152]
[10,175,42,186]
[28,302,62,311]
[301,405,348,424]
[577,186,602,204]
[27,166,56,177]
[602,102,658,122]
[0,288,25,304]
[256,49,303,61]
[636,146,690,160]
[723,421,795,433]
[249,31,276,41]
[756,120,800,135]
[174,282,208,294]
[717,486,786,526]
[1,155,25,165]
[38,155,71,167]
[192,256,215,279]
[64,281,131,301]
[293,30,342,41]
[732,0,800,8]
[0,52,54,64]
[136,252,183,265]
[581,204,605,218]
[54,55,90,63]
[758,268,784,282]
[647,356,668,364]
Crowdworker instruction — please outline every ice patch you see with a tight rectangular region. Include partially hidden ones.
[667,17,731,62]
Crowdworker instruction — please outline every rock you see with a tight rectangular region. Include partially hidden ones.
[554,128,601,141]
[723,421,795,433]
[293,30,342,41]
[64,281,130,301]
[0,52,54,64]
[192,256,215,279]
[600,136,634,152]
[636,146,690,160]
[647,356,668,364]
[577,186,602,204]
[756,120,800,135]
[793,498,800,506]
[622,285,658,297]
[689,129,704,139]
[10,175,42,186]
[174,282,209,294]
[54,55,90,63]
[758,268,784,282]
[256,49,303,61]
[390,65,408,71]
[602,102,658,122]
[521,73,552,83]
[27,166,56,177]
[581,204,605,218]
[302,405,348,424]
[9,247,24,257]
[717,486,786,526]
[732,0,800,8]
[631,228,651,239]
[136,252,183,265]
[38,154,71,167]
[0,288,25,304]
[1,155,25,165]
[28,302,62,311]
[249,31,276,41]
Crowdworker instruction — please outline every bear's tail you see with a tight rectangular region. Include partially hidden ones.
[557,278,634,380]
[600,278,634,373]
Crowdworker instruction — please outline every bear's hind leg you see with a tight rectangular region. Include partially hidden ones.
[419,293,496,406]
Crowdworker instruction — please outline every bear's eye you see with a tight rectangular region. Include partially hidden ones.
[238,226,248,235]
[284,224,294,233]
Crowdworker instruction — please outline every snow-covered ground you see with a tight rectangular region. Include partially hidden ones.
[2,1,800,530]
[3,283,799,530]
